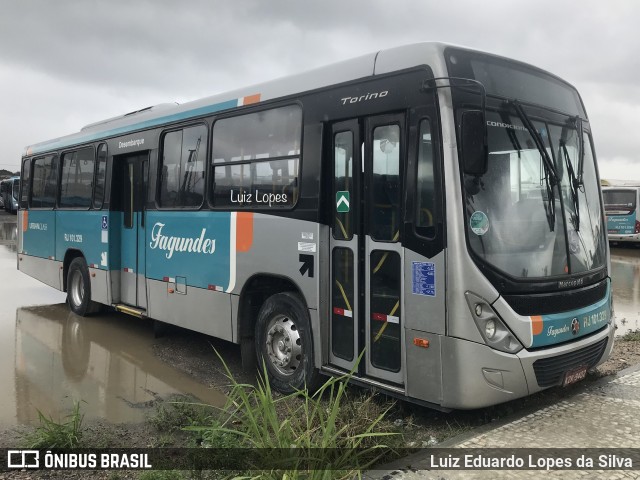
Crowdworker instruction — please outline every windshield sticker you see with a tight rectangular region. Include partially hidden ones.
[470,211,489,235]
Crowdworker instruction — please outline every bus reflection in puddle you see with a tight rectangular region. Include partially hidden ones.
[0,222,16,243]
[14,304,225,425]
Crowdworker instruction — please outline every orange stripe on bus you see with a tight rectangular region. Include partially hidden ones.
[531,315,543,336]
[243,94,261,105]
[236,212,254,252]
[22,211,28,232]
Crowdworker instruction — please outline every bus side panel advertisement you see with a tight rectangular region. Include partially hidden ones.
[607,212,636,234]
[144,211,234,292]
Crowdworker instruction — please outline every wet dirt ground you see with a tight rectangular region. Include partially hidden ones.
[0,212,638,451]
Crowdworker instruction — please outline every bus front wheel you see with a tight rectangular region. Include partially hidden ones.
[67,257,100,316]
[255,292,322,394]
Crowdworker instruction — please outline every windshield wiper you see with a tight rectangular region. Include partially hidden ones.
[511,100,559,231]
[561,141,580,231]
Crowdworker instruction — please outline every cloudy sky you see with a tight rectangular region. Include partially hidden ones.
[1,0,638,181]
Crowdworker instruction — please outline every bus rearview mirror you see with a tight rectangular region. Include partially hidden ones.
[461,110,488,176]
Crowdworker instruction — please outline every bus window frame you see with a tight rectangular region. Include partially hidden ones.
[92,143,108,210]
[58,144,96,210]
[29,153,59,210]
[413,116,439,241]
[156,121,209,211]
[208,102,304,212]
[20,158,32,209]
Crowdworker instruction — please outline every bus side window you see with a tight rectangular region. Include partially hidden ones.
[159,125,207,208]
[31,155,58,209]
[210,105,301,209]
[416,119,436,238]
[60,147,95,208]
[93,143,108,209]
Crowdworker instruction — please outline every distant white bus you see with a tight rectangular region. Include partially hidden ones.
[603,186,640,244]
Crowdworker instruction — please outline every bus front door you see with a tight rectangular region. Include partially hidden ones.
[119,154,147,309]
[330,114,405,385]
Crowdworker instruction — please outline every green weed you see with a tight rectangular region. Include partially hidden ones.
[24,401,84,449]
[622,329,640,342]
[186,351,401,479]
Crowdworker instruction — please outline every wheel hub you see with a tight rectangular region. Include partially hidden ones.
[265,314,303,376]
[69,270,84,308]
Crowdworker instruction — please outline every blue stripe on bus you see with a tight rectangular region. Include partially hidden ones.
[23,210,120,270]
[27,99,239,155]
[531,280,611,347]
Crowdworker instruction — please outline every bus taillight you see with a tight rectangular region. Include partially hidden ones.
[636,220,640,234]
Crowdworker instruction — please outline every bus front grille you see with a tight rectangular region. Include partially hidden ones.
[503,279,608,316]
[532,337,608,388]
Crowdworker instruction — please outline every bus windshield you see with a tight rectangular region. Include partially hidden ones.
[464,109,606,279]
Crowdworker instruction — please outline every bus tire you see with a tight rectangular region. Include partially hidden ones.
[255,292,322,394]
[67,257,100,316]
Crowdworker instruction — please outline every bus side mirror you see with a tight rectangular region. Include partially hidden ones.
[461,110,488,176]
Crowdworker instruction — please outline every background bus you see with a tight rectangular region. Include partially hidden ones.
[1,176,20,214]
[18,42,613,410]
[603,185,640,244]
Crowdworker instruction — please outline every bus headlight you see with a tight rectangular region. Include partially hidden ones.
[465,292,523,354]
[485,319,496,339]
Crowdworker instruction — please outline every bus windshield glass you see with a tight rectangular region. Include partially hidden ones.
[445,48,585,117]
[463,110,606,279]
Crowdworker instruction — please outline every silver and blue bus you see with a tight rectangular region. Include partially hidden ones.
[18,43,613,409]
[2,176,20,214]
[603,185,640,244]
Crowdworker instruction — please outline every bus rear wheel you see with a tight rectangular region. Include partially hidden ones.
[67,257,100,316]
[255,292,322,394]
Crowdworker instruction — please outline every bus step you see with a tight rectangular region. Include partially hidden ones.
[114,304,147,318]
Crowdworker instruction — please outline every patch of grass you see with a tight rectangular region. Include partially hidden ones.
[24,401,84,448]
[138,471,186,480]
[186,351,401,479]
[621,330,640,341]
[149,396,214,433]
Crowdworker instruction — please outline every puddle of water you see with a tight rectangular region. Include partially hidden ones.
[0,218,225,428]
[14,305,226,426]
[610,247,640,337]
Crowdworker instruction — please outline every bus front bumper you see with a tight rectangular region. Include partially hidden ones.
[608,233,640,243]
[440,324,614,410]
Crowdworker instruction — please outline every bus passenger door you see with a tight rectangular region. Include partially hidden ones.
[329,120,360,371]
[119,154,147,308]
[329,114,405,385]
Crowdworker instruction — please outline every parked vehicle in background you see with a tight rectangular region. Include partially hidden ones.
[1,176,19,213]
[0,180,6,209]
[603,185,640,244]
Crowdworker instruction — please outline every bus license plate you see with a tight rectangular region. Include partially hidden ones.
[563,366,587,386]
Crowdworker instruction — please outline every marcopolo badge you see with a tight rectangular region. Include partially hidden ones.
[470,211,489,235]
